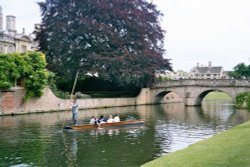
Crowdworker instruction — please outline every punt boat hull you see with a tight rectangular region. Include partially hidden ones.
[64,120,145,130]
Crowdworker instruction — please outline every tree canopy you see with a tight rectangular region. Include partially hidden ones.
[36,0,172,87]
[229,63,250,79]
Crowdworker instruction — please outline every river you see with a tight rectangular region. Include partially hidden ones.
[0,100,249,167]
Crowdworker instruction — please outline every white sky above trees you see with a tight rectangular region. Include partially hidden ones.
[1,0,250,71]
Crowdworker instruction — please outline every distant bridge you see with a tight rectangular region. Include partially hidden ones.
[137,79,250,106]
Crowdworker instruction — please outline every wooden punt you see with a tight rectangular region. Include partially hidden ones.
[64,120,145,130]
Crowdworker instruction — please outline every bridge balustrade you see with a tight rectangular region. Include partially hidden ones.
[154,79,250,88]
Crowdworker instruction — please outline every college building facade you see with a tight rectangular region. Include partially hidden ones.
[0,6,37,54]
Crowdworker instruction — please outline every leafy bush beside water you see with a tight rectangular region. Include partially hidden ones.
[236,92,250,110]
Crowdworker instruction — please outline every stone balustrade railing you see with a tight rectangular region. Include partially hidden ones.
[154,79,250,88]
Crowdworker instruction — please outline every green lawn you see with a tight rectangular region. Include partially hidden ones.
[141,121,250,167]
[204,92,232,100]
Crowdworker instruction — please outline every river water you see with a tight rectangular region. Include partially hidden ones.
[0,100,249,167]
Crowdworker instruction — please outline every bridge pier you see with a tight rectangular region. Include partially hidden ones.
[185,97,202,106]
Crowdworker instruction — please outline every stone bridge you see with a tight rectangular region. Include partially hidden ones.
[137,79,250,106]
[1,79,250,115]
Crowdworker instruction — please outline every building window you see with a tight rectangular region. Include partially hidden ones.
[8,45,14,53]
[16,78,24,87]
[21,45,27,53]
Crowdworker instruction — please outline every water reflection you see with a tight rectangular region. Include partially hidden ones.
[0,101,250,167]
[150,100,250,157]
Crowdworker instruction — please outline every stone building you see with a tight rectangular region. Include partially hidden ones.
[189,61,230,79]
[0,6,37,53]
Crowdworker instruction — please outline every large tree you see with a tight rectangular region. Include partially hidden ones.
[229,63,250,79]
[36,0,172,87]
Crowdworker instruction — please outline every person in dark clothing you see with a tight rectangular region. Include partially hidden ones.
[97,115,105,124]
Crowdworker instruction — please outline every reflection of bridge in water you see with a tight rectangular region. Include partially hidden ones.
[138,79,250,106]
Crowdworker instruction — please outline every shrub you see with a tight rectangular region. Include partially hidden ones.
[236,92,250,111]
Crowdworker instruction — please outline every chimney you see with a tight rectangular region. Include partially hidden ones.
[0,6,3,31]
[6,15,16,33]
[22,28,25,35]
[208,61,212,68]
[196,63,199,67]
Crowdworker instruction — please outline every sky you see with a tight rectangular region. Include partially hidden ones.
[1,0,250,71]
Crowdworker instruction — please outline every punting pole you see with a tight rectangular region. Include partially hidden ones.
[70,71,79,100]
[62,70,79,129]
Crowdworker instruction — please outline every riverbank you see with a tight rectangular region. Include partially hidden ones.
[141,120,250,167]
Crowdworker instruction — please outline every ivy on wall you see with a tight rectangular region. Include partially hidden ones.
[0,52,48,100]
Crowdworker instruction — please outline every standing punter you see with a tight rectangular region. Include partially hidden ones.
[71,98,79,125]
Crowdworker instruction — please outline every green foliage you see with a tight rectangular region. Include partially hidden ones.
[47,72,70,99]
[0,53,24,89]
[236,92,250,110]
[55,75,140,97]
[156,76,170,82]
[0,52,48,100]
[229,63,250,79]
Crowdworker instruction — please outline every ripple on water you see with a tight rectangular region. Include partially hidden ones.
[0,102,249,167]
[153,117,234,156]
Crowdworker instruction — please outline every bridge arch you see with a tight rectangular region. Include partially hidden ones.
[194,89,233,106]
[154,89,184,104]
[154,91,170,103]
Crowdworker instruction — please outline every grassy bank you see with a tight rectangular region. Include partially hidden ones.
[141,121,250,167]
[204,92,232,100]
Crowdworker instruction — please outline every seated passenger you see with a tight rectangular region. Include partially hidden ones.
[97,115,106,124]
[106,115,114,123]
[89,116,97,124]
[113,114,120,122]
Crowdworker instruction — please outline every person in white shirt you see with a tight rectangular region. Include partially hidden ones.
[89,116,96,124]
[113,114,120,122]
[106,115,114,123]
